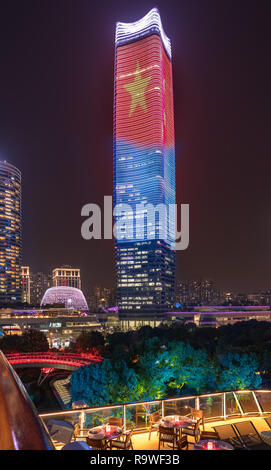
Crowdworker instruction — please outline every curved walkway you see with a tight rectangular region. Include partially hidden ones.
[4,351,102,371]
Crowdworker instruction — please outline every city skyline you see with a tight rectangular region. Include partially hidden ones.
[1,2,271,456]
[0,0,271,293]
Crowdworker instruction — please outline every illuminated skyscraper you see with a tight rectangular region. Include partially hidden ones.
[114,8,176,313]
[0,161,22,303]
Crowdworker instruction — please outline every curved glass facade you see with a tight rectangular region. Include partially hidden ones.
[41,286,88,310]
[0,161,22,303]
[114,9,176,313]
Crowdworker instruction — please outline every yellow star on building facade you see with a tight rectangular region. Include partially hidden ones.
[123,61,151,117]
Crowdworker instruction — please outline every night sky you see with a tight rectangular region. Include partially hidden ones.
[0,0,270,294]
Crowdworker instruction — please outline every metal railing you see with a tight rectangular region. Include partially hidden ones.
[39,389,271,433]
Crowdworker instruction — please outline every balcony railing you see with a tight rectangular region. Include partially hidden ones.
[39,389,271,434]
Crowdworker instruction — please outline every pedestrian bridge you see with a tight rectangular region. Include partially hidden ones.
[4,351,101,371]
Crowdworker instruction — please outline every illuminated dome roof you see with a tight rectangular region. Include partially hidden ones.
[41,286,88,310]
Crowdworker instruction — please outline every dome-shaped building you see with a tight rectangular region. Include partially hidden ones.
[41,286,88,310]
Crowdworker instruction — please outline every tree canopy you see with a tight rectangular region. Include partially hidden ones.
[71,330,105,355]
[69,323,264,406]
[0,329,49,353]
[216,352,261,390]
[70,359,138,406]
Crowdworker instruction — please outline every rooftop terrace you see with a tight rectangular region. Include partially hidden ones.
[1,350,271,450]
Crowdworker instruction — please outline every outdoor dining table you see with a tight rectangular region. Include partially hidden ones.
[159,415,197,448]
[160,415,196,430]
[194,439,234,450]
[87,424,123,441]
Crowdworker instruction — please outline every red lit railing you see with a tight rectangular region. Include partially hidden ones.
[0,350,55,450]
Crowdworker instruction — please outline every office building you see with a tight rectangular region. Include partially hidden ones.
[176,280,216,306]
[30,271,51,306]
[52,265,81,289]
[114,8,176,313]
[0,161,22,303]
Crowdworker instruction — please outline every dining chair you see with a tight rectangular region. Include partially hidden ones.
[148,411,161,440]
[108,417,124,428]
[190,409,205,429]
[181,418,201,443]
[158,425,178,450]
[110,430,134,450]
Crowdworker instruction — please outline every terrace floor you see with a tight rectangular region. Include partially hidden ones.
[132,415,271,450]
[52,414,271,450]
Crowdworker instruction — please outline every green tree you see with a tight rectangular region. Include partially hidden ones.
[135,339,217,399]
[216,352,262,390]
[70,359,138,406]
[165,341,217,394]
[135,349,169,400]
